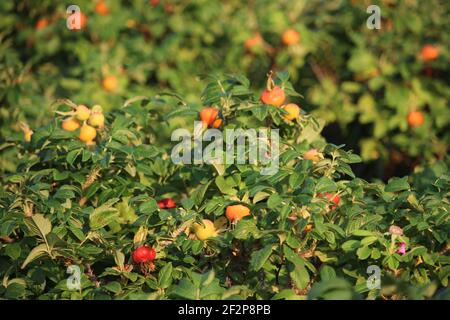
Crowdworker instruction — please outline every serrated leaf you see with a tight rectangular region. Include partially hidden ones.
[25,214,52,240]
[89,198,120,229]
[283,245,305,267]
[315,177,338,193]
[385,177,410,192]
[290,265,310,290]
[163,108,198,121]
[233,220,261,239]
[215,175,237,195]
[250,245,273,271]
[289,172,306,189]
[158,262,173,289]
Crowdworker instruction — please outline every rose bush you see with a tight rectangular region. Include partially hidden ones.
[0,74,448,300]
[1,1,448,178]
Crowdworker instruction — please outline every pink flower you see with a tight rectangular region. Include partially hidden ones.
[396,242,407,255]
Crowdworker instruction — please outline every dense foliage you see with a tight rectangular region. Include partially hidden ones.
[0,74,448,300]
[1,0,449,178]
[0,1,448,300]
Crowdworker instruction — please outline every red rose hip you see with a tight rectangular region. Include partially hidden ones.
[132,245,156,263]
[157,198,176,209]
[318,193,340,210]
[260,86,285,107]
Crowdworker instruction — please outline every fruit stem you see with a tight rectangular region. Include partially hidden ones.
[266,71,274,91]
[55,110,74,116]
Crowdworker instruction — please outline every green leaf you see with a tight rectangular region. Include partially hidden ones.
[89,198,120,229]
[163,108,198,121]
[25,214,52,239]
[53,170,69,181]
[341,240,361,252]
[283,245,305,267]
[215,176,237,195]
[308,278,354,300]
[53,188,76,199]
[252,105,268,121]
[371,248,381,259]
[267,193,283,209]
[211,161,225,176]
[272,289,304,300]
[351,229,378,237]
[361,236,378,246]
[356,246,371,260]
[386,255,399,270]
[114,250,125,270]
[250,245,273,271]
[191,180,212,206]
[233,220,261,240]
[253,191,270,204]
[315,177,338,193]
[320,265,337,281]
[139,199,159,214]
[103,281,122,294]
[290,265,310,290]
[5,243,21,260]
[4,283,26,299]
[289,172,306,189]
[158,262,173,289]
[201,269,216,287]
[172,278,197,300]
[66,149,82,166]
[385,177,410,192]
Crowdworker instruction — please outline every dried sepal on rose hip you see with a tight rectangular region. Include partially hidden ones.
[56,103,90,121]
[19,122,33,142]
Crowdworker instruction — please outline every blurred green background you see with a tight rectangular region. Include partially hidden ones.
[0,0,448,178]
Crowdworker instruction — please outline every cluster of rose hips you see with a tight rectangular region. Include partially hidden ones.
[191,191,341,242]
[60,104,105,145]
[191,74,345,241]
[192,204,251,241]
[198,73,301,131]
[260,73,301,122]
[244,28,300,52]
